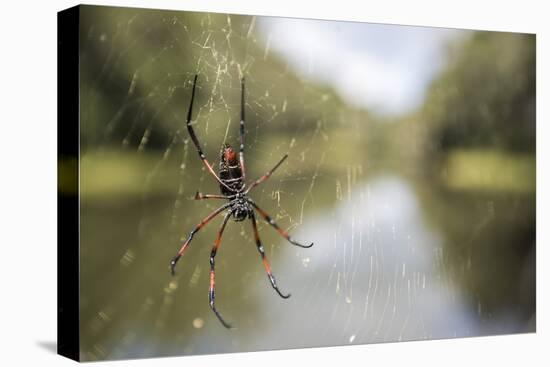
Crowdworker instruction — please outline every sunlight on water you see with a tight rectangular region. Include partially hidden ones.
[236,175,481,350]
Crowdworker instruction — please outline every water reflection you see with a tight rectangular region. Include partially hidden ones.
[81,172,530,360]
[204,175,520,351]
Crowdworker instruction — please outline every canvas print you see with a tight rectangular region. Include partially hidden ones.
[57,4,536,362]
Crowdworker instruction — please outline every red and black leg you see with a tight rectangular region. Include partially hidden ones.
[186,75,235,193]
[250,212,290,299]
[245,154,288,194]
[239,77,246,181]
[170,203,231,275]
[248,199,313,248]
[194,192,234,200]
[208,211,234,329]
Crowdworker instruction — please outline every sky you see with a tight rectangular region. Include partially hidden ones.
[258,17,465,117]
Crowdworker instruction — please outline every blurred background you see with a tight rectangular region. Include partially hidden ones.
[65,5,535,361]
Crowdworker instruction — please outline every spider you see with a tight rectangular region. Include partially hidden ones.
[170,75,313,329]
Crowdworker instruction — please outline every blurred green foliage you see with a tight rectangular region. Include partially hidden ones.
[79,5,360,154]
[401,31,536,326]
[442,149,535,193]
[423,32,535,154]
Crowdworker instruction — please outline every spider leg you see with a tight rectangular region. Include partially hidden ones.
[239,77,246,181]
[170,202,231,275]
[245,154,288,194]
[209,211,234,329]
[194,192,234,200]
[248,199,313,249]
[186,75,236,193]
[250,212,290,299]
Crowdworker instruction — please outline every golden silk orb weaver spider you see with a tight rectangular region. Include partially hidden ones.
[170,75,313,329]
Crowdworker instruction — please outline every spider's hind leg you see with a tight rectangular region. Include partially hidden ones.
[250,212,291,299]
[208,211,234,329]
[248,199,313,249]
[170,203,230,275]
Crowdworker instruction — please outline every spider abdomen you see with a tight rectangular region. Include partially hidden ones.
[219,143,244,195]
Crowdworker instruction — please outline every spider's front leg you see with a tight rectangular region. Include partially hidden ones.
[185,74,236,194]
[239,77,246,181]
[245,154,288,194]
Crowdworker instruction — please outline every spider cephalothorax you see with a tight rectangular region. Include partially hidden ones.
[170,75,313,329]
[230,193,251,222]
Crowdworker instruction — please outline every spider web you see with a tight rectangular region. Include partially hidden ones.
[76,6,534,361]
